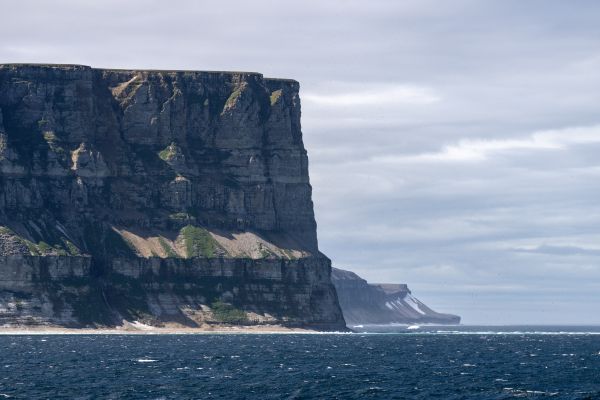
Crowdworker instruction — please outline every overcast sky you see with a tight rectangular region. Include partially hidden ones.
[2,0,600,324]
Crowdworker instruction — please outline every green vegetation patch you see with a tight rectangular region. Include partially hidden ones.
[210,301,248,324]
[52,244,68,256]
[158,237,178,258]
[169,212,195,223]
[270,89,282,106]
[43,131,57,142]
[224,87,242,110]
[159,146,173,161]
[36,241,52,254]
[64,240,81,256]
[24,240,40,256]
[0,226,79,256]
[158,142,180,162]
[180,225,218,258]
[42,131,66,155]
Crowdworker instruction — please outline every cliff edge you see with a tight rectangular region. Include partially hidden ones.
[332,268,460,325]
[0,64,346,330]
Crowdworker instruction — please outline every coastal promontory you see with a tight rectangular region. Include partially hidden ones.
[0,64,346,330]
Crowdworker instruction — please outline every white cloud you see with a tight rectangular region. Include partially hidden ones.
[373,124,600,163]
[303,84,441,106]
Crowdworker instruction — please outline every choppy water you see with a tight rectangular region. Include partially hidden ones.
[0,326,599,399]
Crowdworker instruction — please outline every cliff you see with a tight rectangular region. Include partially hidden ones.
[332,268,460,325]
[0,64,346,330]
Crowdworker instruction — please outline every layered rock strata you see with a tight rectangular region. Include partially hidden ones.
[332,268,460,325]
[0,64,345,330]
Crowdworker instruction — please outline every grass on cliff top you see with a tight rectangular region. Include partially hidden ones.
[180,225,218,258]
[210,301,248,324]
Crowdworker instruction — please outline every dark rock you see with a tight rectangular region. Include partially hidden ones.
[332,268,460,325]
[0,64,345,330]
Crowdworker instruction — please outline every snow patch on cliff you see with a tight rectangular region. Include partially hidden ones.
[385,294,426,315]
[403,293,426,315]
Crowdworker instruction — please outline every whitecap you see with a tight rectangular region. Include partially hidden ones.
[503,388,559,396]
[135,358,158,363]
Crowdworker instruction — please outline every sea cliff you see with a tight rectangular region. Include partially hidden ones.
[0,64,346,330]
[332,268,460,325]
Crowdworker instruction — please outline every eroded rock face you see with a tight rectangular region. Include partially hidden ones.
[332,268,460,325]
[71,142,109,178]
[0,64,345,330]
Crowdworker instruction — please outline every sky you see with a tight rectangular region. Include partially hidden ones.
[1,0,600,324]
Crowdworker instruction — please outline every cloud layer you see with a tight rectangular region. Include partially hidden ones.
[2,0,600,324]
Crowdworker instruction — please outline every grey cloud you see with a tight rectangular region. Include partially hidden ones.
[1,0,600,324]
[513,245,600,256]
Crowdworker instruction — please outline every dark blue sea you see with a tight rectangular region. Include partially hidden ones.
[1,326,599,399]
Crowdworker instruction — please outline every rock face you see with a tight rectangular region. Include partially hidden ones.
[332,268,460,325]
[0,64,346,330]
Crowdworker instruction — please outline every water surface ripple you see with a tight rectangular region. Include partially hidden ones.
[0,327,599,399]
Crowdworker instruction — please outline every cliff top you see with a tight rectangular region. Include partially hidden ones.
[375,283,410,294]
[0,63,298,84]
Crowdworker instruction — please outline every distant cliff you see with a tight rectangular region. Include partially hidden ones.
[0,64,346,330]
[332,268,460,325]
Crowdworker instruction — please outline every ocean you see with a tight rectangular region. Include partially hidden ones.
[0,326,599,399]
